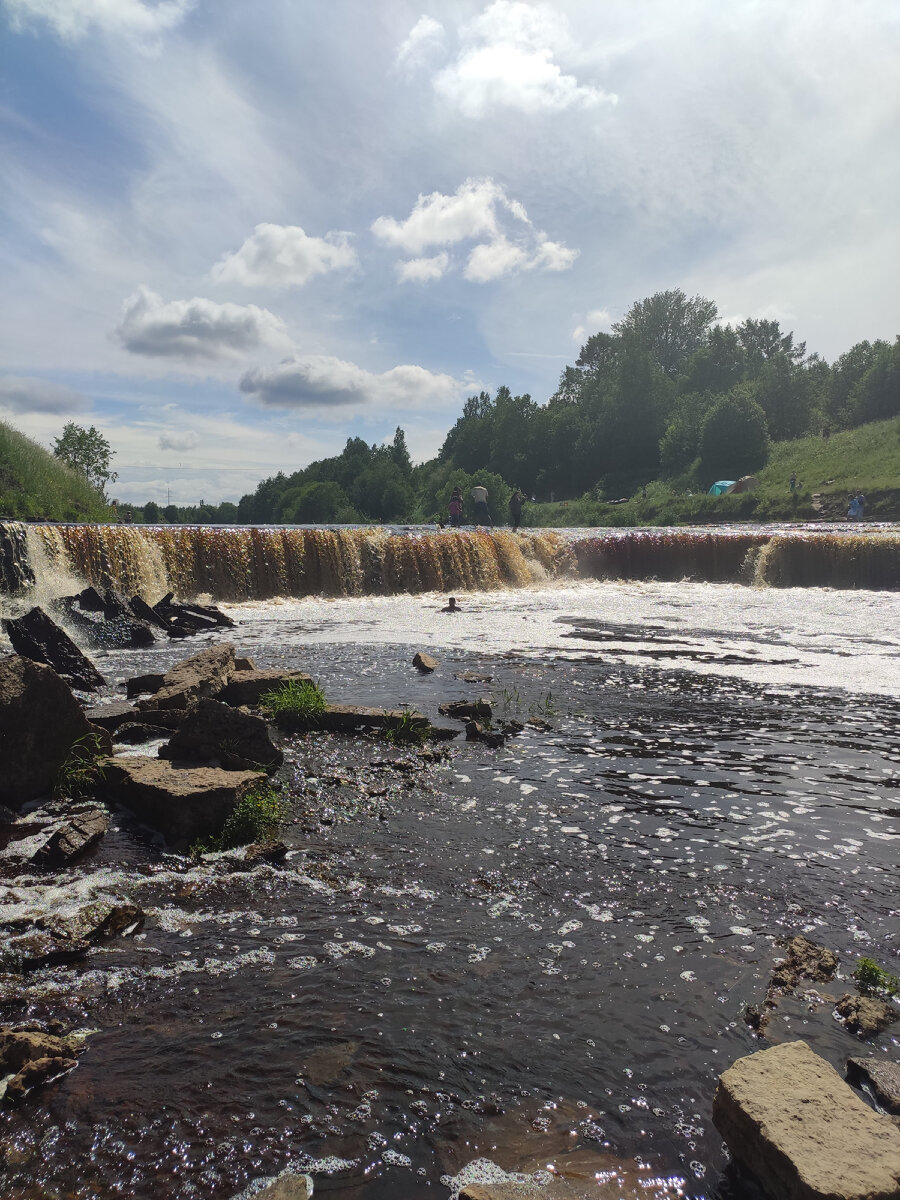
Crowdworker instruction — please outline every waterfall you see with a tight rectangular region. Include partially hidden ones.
[0,523,897,603]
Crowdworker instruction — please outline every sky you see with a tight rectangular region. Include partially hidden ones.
[1,0,898,506]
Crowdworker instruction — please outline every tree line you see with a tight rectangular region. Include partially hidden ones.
[52,289,899,524]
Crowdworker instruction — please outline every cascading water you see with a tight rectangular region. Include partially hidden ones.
[4,522,898,602]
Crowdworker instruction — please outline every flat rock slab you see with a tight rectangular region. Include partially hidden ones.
[32,806,108,867]
[102,756,261,849]
[220,668,312,707]
[712,1039,900,1200]
[319,704,429,733]
[848,1058,900,1114]
[139,643,236,712]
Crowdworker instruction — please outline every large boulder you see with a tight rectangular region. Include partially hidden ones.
[220,668,312,708]
[0,1028,79,1106]
[2,606,104,691]
[102,756,261,849]
[138,643,236,712]
[0,656,92,807]
[712,1039,900,1200]
[159,699,283,771]
[847,1058,900,1114]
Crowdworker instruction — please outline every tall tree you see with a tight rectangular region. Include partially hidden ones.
[613,290,718,377]
[52,423,118,497]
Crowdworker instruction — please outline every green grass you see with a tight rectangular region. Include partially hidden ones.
[853,956,899,998]
[54,732,108,799]
[381,708,429,745]
[260,678,327,730]
[194,780,287,853]
[0,419,113,521]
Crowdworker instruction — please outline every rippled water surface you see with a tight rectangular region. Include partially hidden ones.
[1,581,898,1199]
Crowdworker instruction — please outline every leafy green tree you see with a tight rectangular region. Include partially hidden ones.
[736,318,805,365]
[163,503,179,523]
[389,426,412,475]
[142,500,161,523]
[848,337,900,425]
[699,387,770,482]
[753,355,814,441]
[52,423,118,497]
[612,289,718,377]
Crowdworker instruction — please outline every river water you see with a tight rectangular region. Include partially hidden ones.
[1,576,899,1199]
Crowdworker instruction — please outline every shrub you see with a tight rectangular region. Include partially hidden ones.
[55,732,107,799]
[195,780,287,853]
[853,957,899,997]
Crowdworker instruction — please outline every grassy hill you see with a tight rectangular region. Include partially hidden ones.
[0,420,112,522]
[526,416,900,527]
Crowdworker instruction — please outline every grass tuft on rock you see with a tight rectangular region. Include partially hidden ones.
[853,956,899,997]
[261,678,327,730]
[194,780,288,854]
[382,708,429,745]
[54,732,108,799]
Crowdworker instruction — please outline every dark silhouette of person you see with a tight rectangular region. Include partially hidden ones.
[441,597,460,612]
[508,488,524,531]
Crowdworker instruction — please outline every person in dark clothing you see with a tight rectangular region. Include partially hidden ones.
[508,488,525,531]
[448,487,464,527]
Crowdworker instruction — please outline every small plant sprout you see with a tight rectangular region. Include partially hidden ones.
[193,780,288,855]
[853,957,899,997]
[382,708,428,745]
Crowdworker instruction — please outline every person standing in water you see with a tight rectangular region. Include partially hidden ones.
[508,488,525,531]
[470,483,493,528]
[448,487,464,527]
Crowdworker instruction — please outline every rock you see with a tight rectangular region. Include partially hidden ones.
[32,806,108,867]
[234,656,256,671]
[125,672,166,698]
[159,699,283,771]
[836,994,899,1038]
[14,900,145,970]
[220,668,312,707]
[712,1039,900,1200]
[0,655,93,807]
[847,1058,900,1113]
[113,722,172,745]
[220,840,288,870]
[101,756,261,849]
[466,720,505,748]
[319,704,430,734]
[232,1173,313,1200]
[0,1028,79,1106]
[771,935,839,991]
[413,651,439,672]
[84,699,144,732]
[439,698,492,721]
[76,586,106,612]
[138,643,236,711]
[2,606,105,691]
[128,595,171,631]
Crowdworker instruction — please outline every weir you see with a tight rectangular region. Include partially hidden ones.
[0,522,898,602]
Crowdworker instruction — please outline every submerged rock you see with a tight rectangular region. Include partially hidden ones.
[439,698,493,721]
[847,1057,900,1113]
[0,655,93,807]
[159,699,283,771]
[712,1039,900,1200]
[0,1027,80,1106]
[770,935,839,991]
[125,671,166,698]
[31,805,108,867]
[231,1172,313,1199]
[836,993,898,1038]
[102,755,261,849]
[138,643,236,712]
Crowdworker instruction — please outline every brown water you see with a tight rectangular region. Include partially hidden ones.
[1,578,898,1199]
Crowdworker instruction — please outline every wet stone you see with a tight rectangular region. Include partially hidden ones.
[835,994,899,1039]
[847,1058,900,1113]
[159,698,283,771]
[770,935,839,991]
[231,1173,313,1200]
[413,651,439,672]
[0,1028,80,1107]
[439,697,493,721]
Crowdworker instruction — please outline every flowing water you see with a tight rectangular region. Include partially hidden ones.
[0,525,899,1200]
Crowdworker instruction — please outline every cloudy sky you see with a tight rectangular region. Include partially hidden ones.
[1,0,897,504]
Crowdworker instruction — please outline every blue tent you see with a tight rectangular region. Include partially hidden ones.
[708,480,736,495]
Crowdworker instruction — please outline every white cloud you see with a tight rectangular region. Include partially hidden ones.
[211,223,357,289]
[4,0,191,40]
[0,374,91,414]
[240,355,463,411]
[395,14,445,71]
[373,177,577,283]
[572,308,612,342]
[464,236,527,282]
[406,0,616,118]
[372,178,504,254]
[396,252,450,283]
[158,429,200,451]
[113,287,289,362]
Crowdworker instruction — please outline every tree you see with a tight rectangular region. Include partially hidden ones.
[52,423,118,496]
[699,387,770,482]
[612,290,718,377]
[389,426,412,476]
[848,337,900,425]
[163,503,179,523]
[142,501,161,524]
